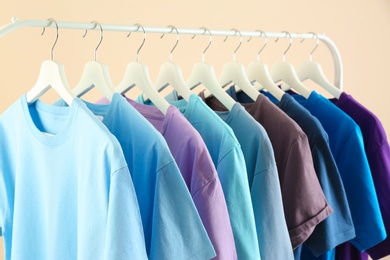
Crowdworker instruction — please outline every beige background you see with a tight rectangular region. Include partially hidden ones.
[0,0,389,259]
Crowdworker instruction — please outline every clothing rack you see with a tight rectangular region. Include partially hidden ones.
[0,17,343,89]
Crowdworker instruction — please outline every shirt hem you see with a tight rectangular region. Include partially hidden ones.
[351,229,387,253]
[307,228,356,256]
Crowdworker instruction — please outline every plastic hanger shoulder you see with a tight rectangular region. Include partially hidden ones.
[219,61,260,102]
[298,61,342,98]
[26,60,75,106]
[73,60,115,100]
[271,61,312,99]
[116,61,170,115]
[188,62,235,111]
[247,61,285,101]
[154,62,192,101]
[117,61,149,94]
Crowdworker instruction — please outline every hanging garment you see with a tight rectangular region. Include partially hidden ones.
[99,96,235,260]
[200,91,333,249]
[159,90,293,260]
[289,91,386,259]
[329,92,390,260]
[57,93,216,259]
[0,95,147,260]
[230,88,355,256]
[137,92,260,259]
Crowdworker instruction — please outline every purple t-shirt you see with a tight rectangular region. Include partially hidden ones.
[118,97,237,260]
[201,91,333,249]
[331,92,390,260]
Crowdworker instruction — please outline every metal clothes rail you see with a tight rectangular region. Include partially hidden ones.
[0,17,343,89]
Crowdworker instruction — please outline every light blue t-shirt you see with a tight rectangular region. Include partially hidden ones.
[291,91,386,258]
[210,101,294,260]
[0,95,147,259]
[137,93,260,259]
[57,94,216,260]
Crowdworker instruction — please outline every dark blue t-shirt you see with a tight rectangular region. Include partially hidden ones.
[290,91,386,259]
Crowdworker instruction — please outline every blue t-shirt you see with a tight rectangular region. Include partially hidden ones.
[0,95,147,259]
[138,92,260,259]
[232,89,355,256]
[57,94,216,260]
[291,91,386,255]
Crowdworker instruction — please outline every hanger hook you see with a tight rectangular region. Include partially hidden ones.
[83,21,103,61]
[300,32,319,61]
[160,25,179,62]
[223,28,242,61]
[127,23,146,62]
[247,30,268,61]
[191,27,212,62]
[275,31,292,62]
[41,18,59,60]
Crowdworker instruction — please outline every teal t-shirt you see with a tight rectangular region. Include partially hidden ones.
[0,95,147,259]
[138,93,261,259]
[206,100,295,260]
[57,94,216,260]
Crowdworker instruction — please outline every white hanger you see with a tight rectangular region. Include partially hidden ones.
[216,28,260,103]
[271,31,312,99]
[116,24,170,115]
[187,27,235,111]
[296,32,342,98]
[153,25,192,102]
[72,21,115,101]
[247,30,285,101]
[26,18,75,106]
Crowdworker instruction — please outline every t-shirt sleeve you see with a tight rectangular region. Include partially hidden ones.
[282,134,333,249]
[218,148,260,259]
[337,128,386,251]
[192,176,237,260]
[104,166,148,260]
[366,142,390,259]
[150,162,216,260]
[303,138,355,256]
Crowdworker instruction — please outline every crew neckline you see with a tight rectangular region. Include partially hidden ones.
[199,90,242,124]
[82,93,123,127]
[21,94,79,146]
[125,96,174,135]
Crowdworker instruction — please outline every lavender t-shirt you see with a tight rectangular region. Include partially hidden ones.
[99,96,237,260]
[137,93,260,259]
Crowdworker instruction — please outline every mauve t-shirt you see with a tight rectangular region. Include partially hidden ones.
[200,91,333,249]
